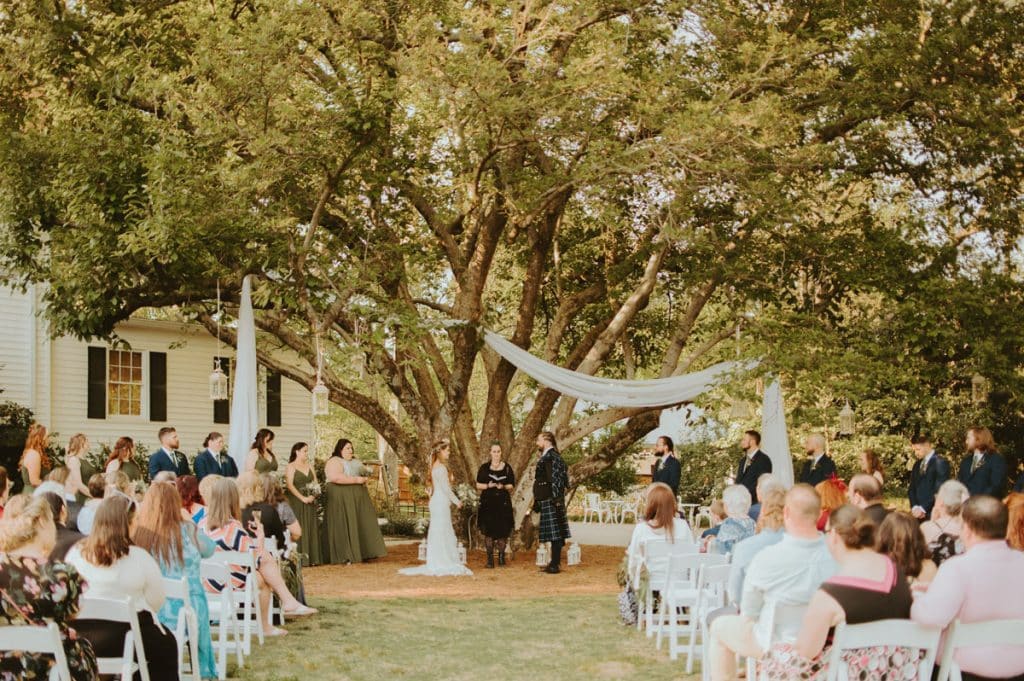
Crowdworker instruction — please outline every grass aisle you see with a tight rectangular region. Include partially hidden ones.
[236,594,699,681]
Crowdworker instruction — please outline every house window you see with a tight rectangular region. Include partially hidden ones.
[108,350,143,416]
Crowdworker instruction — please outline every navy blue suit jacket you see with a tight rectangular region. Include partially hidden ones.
[148,449,191,480]
[652,454,681,497]
[908,453,950,518]
[193,450,239,481]
[957,451,1008,497]
[736,450,772,501]
[1014,470,1024,493]
[799,454,836,487]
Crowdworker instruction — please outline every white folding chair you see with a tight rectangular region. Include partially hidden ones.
[260,539,286,627]
[620,492,642,524]
[200,561,242,680]
[684,562,732,673]
[936,618,1024,681]
[0,621,73,681]
[581,493,606,523]
[77,596,149,681]
[692,507,714,541]
[162,577,201,681]
[826,619,942,681]
[636,538,698,637]
[206,551,264,654]
[657,554,729,660]
[739,600,810,681]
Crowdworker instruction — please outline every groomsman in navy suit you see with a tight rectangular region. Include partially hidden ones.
[798,433,836,486]
[193,431,239,481]
[652,436,681,498]
[957,426,1007,497]
[148,426,191,479]
[736,429,772,502]
[908,434,950,520]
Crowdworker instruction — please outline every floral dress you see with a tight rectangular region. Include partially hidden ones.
[157,524,217,680]
[0,554,98,681]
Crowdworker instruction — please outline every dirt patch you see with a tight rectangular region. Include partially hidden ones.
[303,542,623,600]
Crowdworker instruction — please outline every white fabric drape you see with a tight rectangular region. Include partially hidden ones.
[760,378,794,487]
[482,330,751,408]
[229,276,259,473]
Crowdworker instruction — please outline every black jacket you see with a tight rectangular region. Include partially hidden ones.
[652,454,682,497]
[908,453,950,518]
[736,450,772,501]
[799,454,836,487]
[957,451,1008,497]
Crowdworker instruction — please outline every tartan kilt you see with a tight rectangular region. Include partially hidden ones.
[537,498,571,543]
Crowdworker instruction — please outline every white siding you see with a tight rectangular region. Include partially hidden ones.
[0,303,313,466]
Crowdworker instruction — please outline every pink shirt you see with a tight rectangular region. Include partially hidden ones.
[911,540,1024,678]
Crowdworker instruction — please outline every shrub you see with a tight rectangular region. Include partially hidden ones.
[381,511,428,537]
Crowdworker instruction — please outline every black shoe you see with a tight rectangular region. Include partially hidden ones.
[544,565,561,574]
[498,551,506,566]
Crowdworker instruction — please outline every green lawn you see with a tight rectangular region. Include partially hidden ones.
[235,595,699,681]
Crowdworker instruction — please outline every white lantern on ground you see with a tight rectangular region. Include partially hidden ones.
[458,541,467,565]
[535,542,550,566]
[418,540,427,562]
[838,400,856,436]
[312,379,330,416]
[567,542,581,566]
[209,361,228,401]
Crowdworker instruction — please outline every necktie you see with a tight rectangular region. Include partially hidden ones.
[971,455,983,474]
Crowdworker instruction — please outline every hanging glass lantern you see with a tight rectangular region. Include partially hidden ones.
[971,373,989,405]
[839,400,856,436]
[209,361,229,401]
[727,397,752,421]
[312,379,330,416]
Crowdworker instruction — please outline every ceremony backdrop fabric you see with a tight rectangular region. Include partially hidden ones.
[229,276,259,473]
[760,378,794,487]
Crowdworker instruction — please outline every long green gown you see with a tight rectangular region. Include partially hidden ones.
[285,467,323,566]
[323,458,387,564]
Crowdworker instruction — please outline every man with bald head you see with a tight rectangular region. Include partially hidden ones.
[848,474,889,525]
[799,433,836,486]
[708,484,836,681]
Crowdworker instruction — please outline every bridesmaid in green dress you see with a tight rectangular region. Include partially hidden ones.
[323,439,387,564]
[104,437,143,482]
[284,442,323,566]
[19,423,51,495]
[246,428,279,474]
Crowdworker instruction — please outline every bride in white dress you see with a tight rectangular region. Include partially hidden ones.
[400,439,473,577]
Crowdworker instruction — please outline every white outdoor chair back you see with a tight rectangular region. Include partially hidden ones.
[199,561,240,680]
[162,576,201,681]
[0,621,73,681]
[77,595,149,681]
[826,619,942,681]
[936,618,1024,681]
[204,550,263,653]
[643,538,699,592]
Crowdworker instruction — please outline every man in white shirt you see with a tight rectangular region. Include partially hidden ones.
[708,484,837,681]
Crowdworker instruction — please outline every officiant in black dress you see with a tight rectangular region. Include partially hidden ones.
[476,441,515,568]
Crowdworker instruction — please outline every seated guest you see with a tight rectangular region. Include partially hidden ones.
[177,474,206,524]
[153,470,177,484]
[708,484,756,554]
[238,471,288,550]
[197,473,222,513]
[133,481,217,680]
[1005,492,1024,551]
[728,486,786,605]
[40,492,83,561]
[701,499,726,539]
[0,495,99,681]
[876,511,937,587]
[749,473,783,522]
[920,480,969,565]
[912,496,1024,681]
[708,485,837,681]
[74,473,108,535]
[847,474,889,525]
[263,473,302,542]
[0,466,10,519]
[774,505,913,679]
[815,477,847,531]
[66,496,179,681]
[199,477,315,636]
[193,432,238,481]
[626,483,693,576]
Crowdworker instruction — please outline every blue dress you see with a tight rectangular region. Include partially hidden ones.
[157,523,217,679]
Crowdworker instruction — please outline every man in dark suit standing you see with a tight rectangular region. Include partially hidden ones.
[148,426,191,480]
[957,426,1007,497]
[798,433,835,486]
[736,430,772,502]
[908,434,950,520]
[651,436,681,498]
[193,432,239,481]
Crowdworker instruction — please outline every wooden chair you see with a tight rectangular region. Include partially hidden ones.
[77,596,149,681]
[162,576,201,681]
[936,618,1024,681]
[826,619,942,681]
[0,621,73,681]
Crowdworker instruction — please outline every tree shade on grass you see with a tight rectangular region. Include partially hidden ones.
[235,595,698,681]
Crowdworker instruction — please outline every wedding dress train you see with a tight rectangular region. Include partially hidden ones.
[399,464,473,577]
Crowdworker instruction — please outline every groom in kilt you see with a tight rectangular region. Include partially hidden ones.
[534,431,571,574]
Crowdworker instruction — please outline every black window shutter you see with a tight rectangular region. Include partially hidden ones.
[149,352,167,422]
[87,347,106,419]
[266,372,282,427]
[213,357,230,424]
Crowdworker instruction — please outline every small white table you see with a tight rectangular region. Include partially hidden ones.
[602,499,625,523]
[678,503,700,528]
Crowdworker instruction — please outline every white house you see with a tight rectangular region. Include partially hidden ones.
[0,285,313,462]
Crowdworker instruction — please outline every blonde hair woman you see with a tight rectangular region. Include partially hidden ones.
[64,433,93,502]
[0,495,99,680]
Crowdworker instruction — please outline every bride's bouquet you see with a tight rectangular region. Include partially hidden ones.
[455,483,479,512]
[302,480,322,498]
